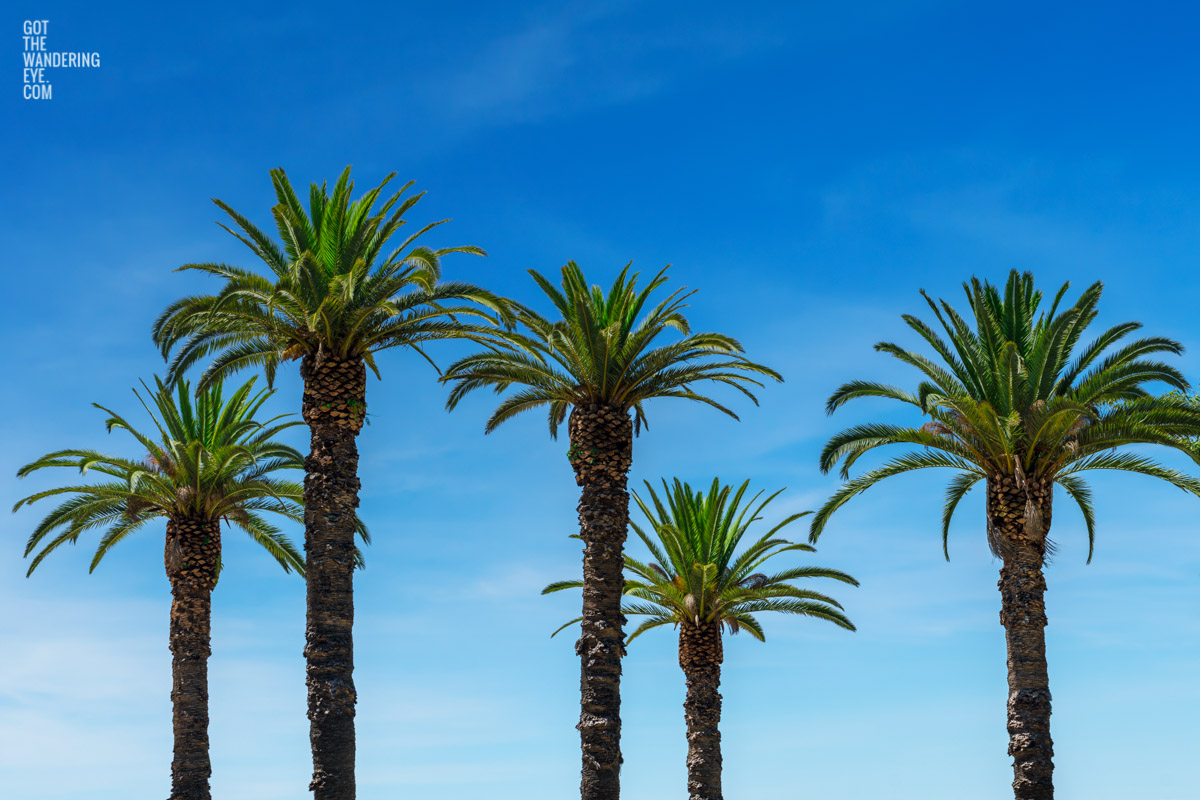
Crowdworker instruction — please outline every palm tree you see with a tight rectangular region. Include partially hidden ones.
[12,377,306,800]
[441,262,782,800]
[545,478,857,800]
[811,271,1200,800]
[151,166,508,800]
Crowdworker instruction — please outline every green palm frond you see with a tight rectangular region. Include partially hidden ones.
[941,471,985,560]
[811,451,981,542]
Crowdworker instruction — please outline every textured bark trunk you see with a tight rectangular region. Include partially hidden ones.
[568,403,633,800]
[988,474,1054,800]
[165,515,221,800]
[679,623,723,800]
[301,354,365,800]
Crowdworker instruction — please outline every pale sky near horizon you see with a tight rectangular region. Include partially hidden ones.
[3,2,1200,799]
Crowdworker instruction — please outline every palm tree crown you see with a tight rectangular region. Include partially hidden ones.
[441,261,783,435]
[152,165,510,388]
[13,376,305,575]
[812,270,1200,558]
[546,478,857,640]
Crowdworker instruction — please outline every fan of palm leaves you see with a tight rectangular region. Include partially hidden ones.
[545,478,857,641]
[812,270,1200,559]
[14,377,323,575]
[442,261,782,436]
[152,166,512,388]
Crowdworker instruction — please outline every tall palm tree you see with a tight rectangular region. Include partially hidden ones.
[12,377,306,800]
[150,165,506,796]
[441,262,782,800]
[151,166,508,800]
[545,478,857,800]
[811,271,1200,799]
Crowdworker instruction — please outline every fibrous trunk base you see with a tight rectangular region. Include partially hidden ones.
[302,354,365,800]
[990,475,1055,800]
[680,623,723,800]
[569,403,633,800]
[166,515,221,800]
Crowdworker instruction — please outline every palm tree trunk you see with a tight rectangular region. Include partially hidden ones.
[988,475,1054,800]
[301,354,366,800]
[165,515,221,800]
[679,623,723,800]
[568,403,633,800]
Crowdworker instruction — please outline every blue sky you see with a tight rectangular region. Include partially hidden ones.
[3,1,1200,798]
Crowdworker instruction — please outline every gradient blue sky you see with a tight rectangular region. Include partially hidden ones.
[4,2,1200,798]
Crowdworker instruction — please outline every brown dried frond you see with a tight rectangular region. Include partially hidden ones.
[125,497,151,521]
[1023,499,1045,541]
[986,514,1010,559]
[166,537,184,572]
[145,453,177,476]
[920,421,952,436]
[282,342,308,361]
[1066,416,1092,436]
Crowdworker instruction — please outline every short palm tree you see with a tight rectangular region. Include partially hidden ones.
[545,479,856,800]
[811,271,1200,800]
[442,263,782,800]
[151,166,508,800]
[12,377,305,800]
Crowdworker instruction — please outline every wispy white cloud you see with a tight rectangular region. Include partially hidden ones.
[416,3,784,135]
